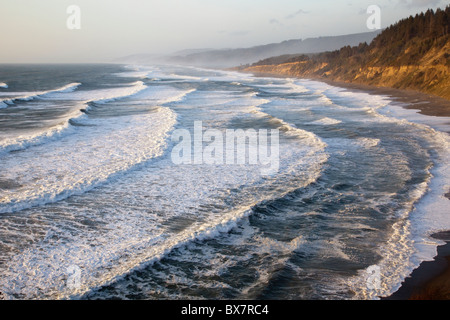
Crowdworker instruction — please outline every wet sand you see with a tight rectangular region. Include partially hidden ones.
[383,231,450,300]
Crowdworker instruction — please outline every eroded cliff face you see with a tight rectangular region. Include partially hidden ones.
[352,64,449,99]
[350,40,449,99]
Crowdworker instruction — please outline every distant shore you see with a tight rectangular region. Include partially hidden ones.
[240,70,450,300]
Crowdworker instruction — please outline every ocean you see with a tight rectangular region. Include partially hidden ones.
[0,64,448,300]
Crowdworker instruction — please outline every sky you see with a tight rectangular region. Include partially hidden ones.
[0,0,447,63]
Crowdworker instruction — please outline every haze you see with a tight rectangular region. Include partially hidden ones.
[0,0,446,63]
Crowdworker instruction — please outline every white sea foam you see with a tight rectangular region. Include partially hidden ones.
[0,109,83,157]
[0,83,81,107]
[249,106,327,148]
[298,79,391,111]
[0,82,8,88]
[0,81,168,155]
[113,67,155,79]
[92,81,147,104]
[308,117,342,125]
[0,106,177,214]
[0,70,330,299]
[355,137,381,149]
[257,79,308,95]
[0,120,328,299]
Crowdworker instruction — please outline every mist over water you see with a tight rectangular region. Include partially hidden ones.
[0,64,448,300]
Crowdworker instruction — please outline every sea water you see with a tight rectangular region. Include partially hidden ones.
[0,64,448,300]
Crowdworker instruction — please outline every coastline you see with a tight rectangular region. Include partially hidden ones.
[312,79,450,123]
[239,70,450,299]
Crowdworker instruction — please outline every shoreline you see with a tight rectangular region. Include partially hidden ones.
[382,231,450,300]
[312,78,450,122]
[240,70,450,300]
[321,81,450,300]
[239,70,450,120]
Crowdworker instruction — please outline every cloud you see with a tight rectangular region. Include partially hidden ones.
[285,9,309,19]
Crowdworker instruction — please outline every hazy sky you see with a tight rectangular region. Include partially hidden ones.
[0,0,447,63]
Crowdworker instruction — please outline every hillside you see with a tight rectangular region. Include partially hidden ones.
[240,7,450,100]
[163,31,381,68]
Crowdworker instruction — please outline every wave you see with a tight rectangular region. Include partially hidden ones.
[167,73,204,81]
[91,81,147,105]
[0,120,328,300]
[0,83,81,108]
[119,65,163,79]
[0,82,8,88]
[300,79,391,111]
[114,70,154,79]
[0,109,83,157]
[307,117,342,125]
[249,106,327,148]
[159,88,196,105]
[355,137,381,149]
[0,107,177,215]
[0,81,153,155]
